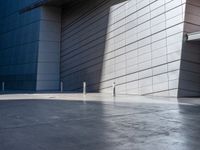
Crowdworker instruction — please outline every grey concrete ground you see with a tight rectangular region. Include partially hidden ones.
[0,93,200,150]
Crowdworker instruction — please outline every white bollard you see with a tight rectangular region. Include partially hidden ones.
[2,82,5,92]
[83,82,86,95]
[60,81,63,93]
[112,82,116,97]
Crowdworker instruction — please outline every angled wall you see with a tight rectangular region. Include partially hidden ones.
[179,0,200,97]
[0,0,41,91]
[36,6,61,91]
[61,0,186,97]
[0,1,61,92]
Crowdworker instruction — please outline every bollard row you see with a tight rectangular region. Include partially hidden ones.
[82,81,116,96]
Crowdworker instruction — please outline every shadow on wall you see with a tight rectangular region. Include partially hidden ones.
[60,0,127,93]
[178,41,200,97]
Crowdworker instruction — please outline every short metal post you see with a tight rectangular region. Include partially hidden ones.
[60,81,63,93]
[83,82,86,95]
[112,82,116,97]
[2,82,5,92]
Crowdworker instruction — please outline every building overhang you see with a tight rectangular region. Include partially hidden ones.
[43,0,78,6]
[19,0,79,13]
[186,32,200,41]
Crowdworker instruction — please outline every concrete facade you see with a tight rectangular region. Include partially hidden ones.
[37,7,61,91]
[0,0,61,91]
[0,0,41,91]
[61,0,185,97]
[0,0,200,97]
[179,0,200,97]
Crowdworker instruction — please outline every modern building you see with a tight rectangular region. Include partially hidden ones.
[0,0,200,97]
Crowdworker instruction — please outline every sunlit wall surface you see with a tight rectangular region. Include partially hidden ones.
[61,0,186,97]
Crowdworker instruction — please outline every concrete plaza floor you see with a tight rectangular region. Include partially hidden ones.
[0,93,200,150]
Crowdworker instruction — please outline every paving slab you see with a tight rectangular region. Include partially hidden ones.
[0,93,200,150]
